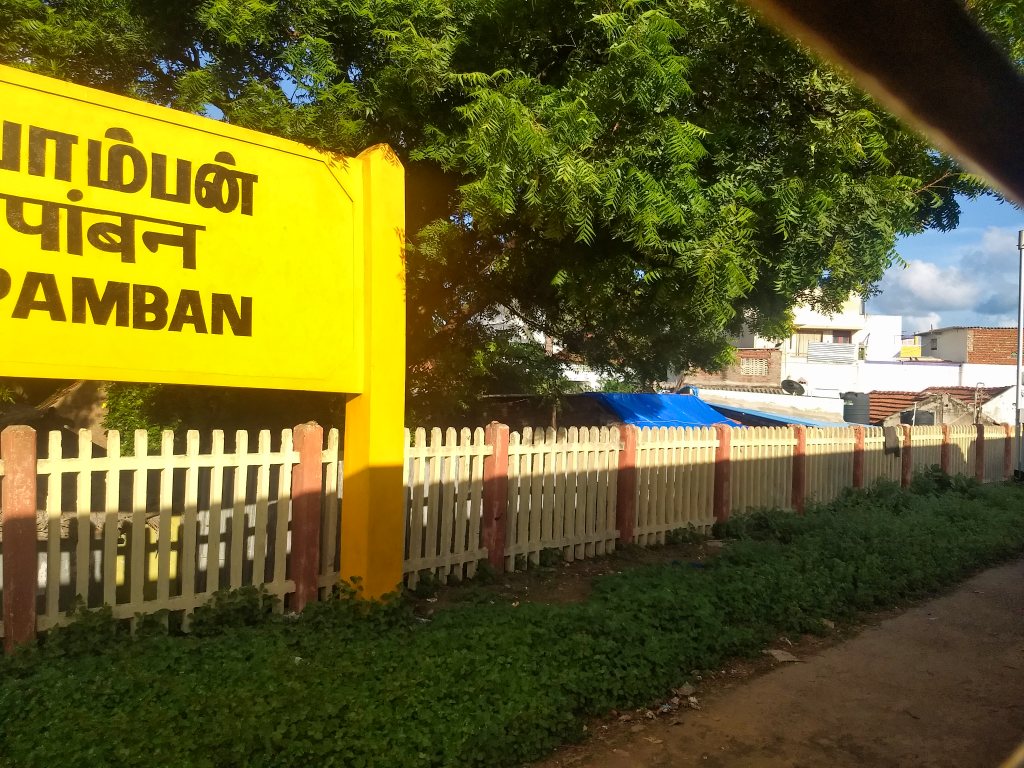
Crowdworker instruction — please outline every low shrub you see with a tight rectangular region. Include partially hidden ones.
[2,478,1023,767]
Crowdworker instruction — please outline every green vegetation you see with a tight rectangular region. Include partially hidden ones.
[2,476,1023,767]
[0,0,1004,422]
[101,382,345,451]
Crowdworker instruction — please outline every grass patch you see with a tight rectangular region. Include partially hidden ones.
[2,475,1024,767]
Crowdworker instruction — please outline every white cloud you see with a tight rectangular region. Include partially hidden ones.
[874,260,980,313]
[902,312,942,333]
[872,226,1022,332]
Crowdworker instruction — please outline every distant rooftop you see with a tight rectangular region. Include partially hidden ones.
[916,326,1016,334]
[867,386,1011,424]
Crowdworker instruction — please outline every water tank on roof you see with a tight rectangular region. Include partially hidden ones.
[841,391,871,424]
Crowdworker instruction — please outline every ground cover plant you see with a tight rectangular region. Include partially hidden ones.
[2,473,1023,767]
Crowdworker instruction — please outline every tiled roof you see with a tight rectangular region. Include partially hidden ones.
[866,386,1011,424]
[866,391,921,424]
[922,385,1010,403]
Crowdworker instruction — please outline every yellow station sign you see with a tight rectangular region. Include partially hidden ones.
[1,65,407,599]
[0,65,370,392]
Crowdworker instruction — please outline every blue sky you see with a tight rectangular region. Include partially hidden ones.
[868,195,1024,335]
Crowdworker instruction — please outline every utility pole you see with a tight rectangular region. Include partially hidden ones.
[1016,230,1024,479]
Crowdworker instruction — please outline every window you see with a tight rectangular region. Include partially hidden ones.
[833,331,853,344]
[930,337,938,351]
[794,330,825,355]
[740,357,769,377]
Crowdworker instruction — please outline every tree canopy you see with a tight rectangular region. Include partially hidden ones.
[0,0,994,422]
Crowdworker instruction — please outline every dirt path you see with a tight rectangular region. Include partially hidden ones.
[539,559,1024,768]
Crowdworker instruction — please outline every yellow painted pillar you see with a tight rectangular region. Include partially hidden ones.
[340,145,406,599]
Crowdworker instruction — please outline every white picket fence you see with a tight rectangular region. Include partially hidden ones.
[505,426,620,568]
[806,427,856,505]
[0,427,341,638]
[731,426,795,513]
[634,426,717,545]
[862,427,903,486]
[403,427,489,587]
[0,421,1016,638]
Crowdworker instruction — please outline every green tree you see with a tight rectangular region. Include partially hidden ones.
[0,0,993,423]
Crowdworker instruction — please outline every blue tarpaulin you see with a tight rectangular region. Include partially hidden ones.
[588,393,740,428]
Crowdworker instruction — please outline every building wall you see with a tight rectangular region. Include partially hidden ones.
[919,328,971,362]
[856,314,903,360]
[858,361,964,391]
[957,363,1017,388]
[966,328,1018,365]
[782,359,860,396]
[791,295,866,330]
[685,348,782,387]
[780,359,1018,399]
[982,388,1019,425]
[783,360,963,397]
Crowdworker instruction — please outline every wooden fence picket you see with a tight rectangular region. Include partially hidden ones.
[181,431,200,627]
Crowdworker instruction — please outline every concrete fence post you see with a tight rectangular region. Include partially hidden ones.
[1004,423,1013,480]
[940,424,952,475]
[852,425,865,489]
[2,425,38,653]
[615,425,638,544]
[975,423,986,483]
[792,425,807,514]
[290,422,324,612]
[901,425,913,488]
[713,425,732,524]
[481,422,510,574]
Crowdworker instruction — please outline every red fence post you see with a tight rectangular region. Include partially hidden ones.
[482,422,510,574]
[940,424,952,475]
[791,425,807,514]
[852,425,865,489]
[1004,423,1013,480]
[615,425,638,544]
[290,422,324,612]
[901,425,913,488]
[2,425,38,653]
[713,425,732,524]
[975,423,986,483]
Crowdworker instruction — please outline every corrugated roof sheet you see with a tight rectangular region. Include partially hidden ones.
[709,404,849,428]
[679,384,786,395]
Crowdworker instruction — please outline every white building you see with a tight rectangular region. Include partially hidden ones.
[731,295,908,395]
[737,295,903,361]
[694,295,1018,399]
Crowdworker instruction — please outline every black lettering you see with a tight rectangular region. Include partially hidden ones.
[194,152,257,215]
[27,127,77,181]
[88,128,147,193]
[13,272,66,321]
[132,284,168,330]
[211,294,252,336]
[168,289,208,333]
[71,278,129,326]
[0,268,10,300]
[0,122,21,172]
[150,155,192,203]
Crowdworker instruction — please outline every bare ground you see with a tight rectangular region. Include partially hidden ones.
[535,558,1024,768]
